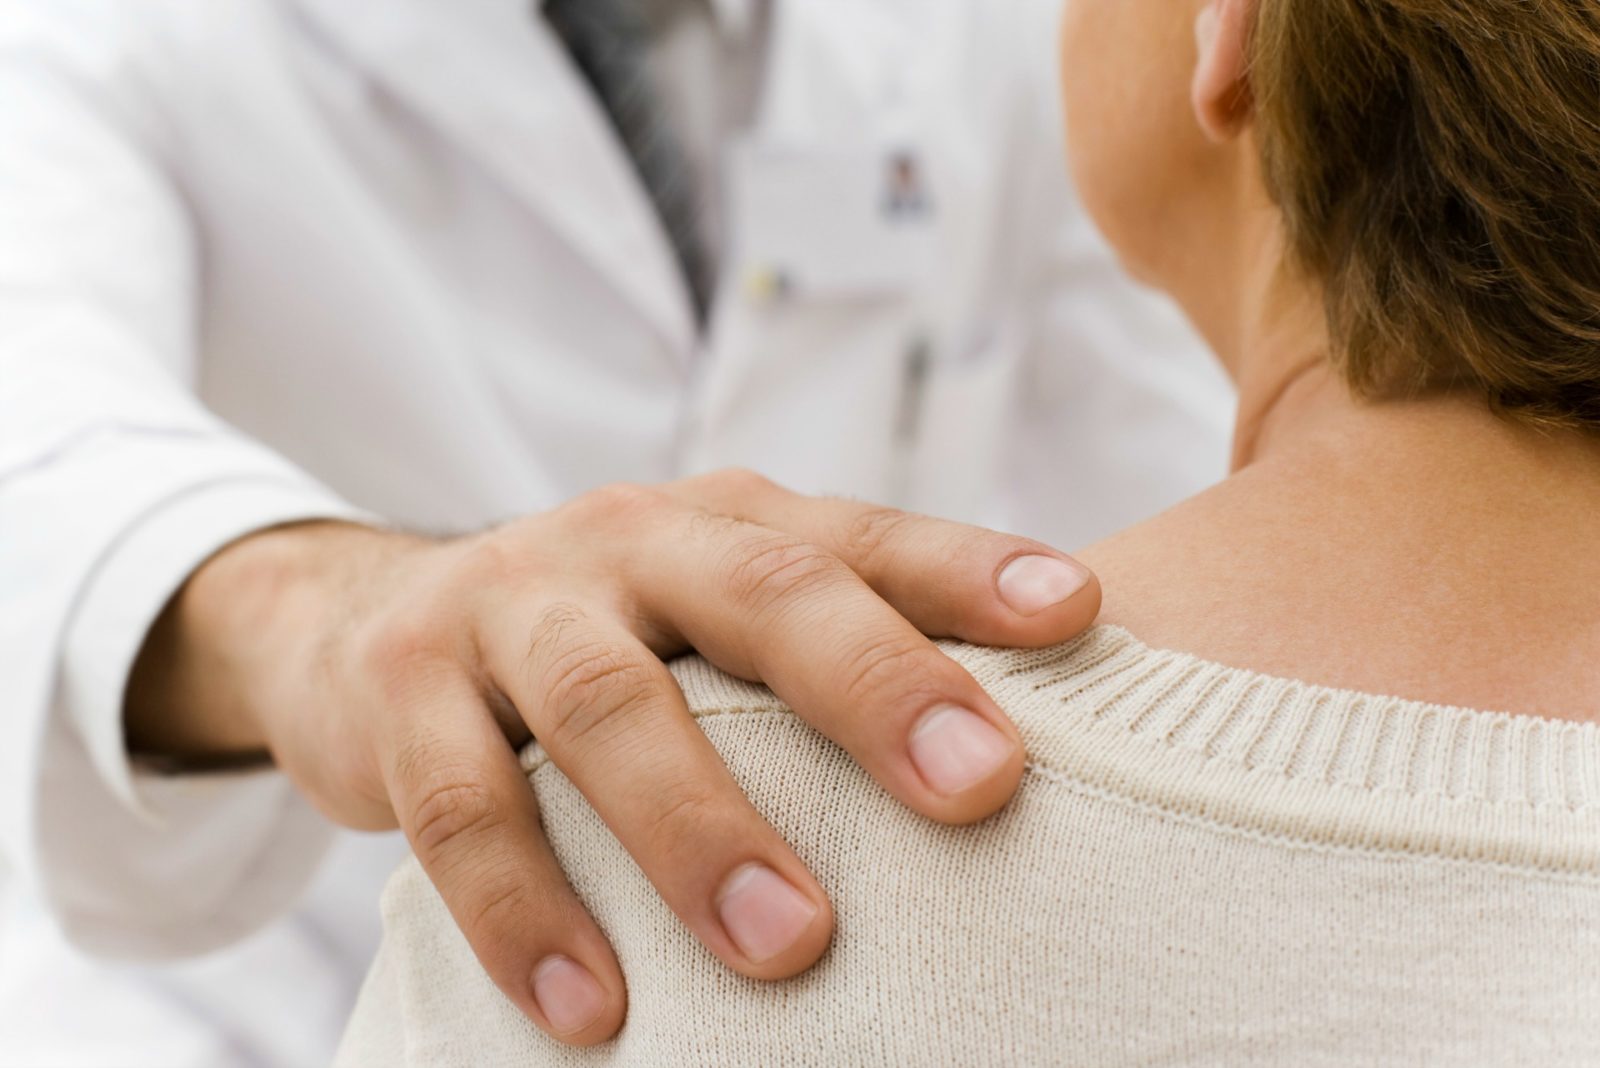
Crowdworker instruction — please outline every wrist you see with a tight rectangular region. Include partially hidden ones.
[125,520,404,760]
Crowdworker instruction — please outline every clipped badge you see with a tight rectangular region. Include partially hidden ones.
[882,149,933,221]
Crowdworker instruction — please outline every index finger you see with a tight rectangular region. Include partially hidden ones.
[665,469,1102,647]
[628,512,1028,826]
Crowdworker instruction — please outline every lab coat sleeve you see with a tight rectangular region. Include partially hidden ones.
[0,5,372,959]
[1003,0,1235,547]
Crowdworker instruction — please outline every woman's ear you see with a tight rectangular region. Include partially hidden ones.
[1191,0,1254,143]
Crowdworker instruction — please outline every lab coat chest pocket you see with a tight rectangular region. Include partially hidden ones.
[726,139,938,302]
[686,140,944,500]
[694,136,1019,519]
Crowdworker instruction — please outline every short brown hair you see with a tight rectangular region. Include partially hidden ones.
[1250,0,1600,431]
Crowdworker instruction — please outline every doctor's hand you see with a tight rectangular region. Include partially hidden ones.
[126,469,1099,1046]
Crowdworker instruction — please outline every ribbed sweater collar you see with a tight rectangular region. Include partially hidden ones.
[531,626,1600,875]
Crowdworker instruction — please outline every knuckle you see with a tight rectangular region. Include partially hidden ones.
[708,466,776,499]
[541,641,654,711]
[841,506,918,571]
[836,634,946,708]
[639,780,722,855]
[533,638,664,751]
[358,613,451,701]
[720,533,850,619]
[564,481,667,527]
[448,528,522,588]
[405,774,503,861]
[677,467,779,517]
[458,865,538,951]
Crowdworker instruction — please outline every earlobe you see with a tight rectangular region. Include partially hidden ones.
[1190,0,1254,143]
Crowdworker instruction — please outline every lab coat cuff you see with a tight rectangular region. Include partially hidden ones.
[59,476,373,817]
[37,476,375,958]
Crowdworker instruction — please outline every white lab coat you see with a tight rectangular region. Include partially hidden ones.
[0,0,1233,1062]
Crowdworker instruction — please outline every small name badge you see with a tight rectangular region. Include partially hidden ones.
[730,139,938,302]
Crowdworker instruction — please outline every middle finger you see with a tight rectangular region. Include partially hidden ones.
[475,599,836,980]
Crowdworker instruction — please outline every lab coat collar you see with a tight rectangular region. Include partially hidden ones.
[290,0,698,358]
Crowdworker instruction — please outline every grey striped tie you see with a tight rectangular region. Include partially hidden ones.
[543,0,713,324]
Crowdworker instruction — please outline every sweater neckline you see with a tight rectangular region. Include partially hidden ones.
[598,626,1600,872]
[941,626,1600,872]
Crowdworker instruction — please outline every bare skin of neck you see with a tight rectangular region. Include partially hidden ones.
[1079,238,1600,723]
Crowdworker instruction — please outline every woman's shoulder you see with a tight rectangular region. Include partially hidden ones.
[340,628,1600,1066]
[651,626,1600,876]
[1077,447,1600,725]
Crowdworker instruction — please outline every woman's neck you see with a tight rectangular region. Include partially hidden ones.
[1229,269,1600,492]
[1084,270,1600,722]
[1211,238,1600,475]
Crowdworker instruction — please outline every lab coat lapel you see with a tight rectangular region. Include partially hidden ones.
[289,0,697,358]
[753,0,915,144]
[688,1,935,499]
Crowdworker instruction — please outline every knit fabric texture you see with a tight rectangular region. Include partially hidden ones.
[336,626,1600,1066]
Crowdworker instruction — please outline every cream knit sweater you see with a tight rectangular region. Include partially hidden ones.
[336,627,1600,1067]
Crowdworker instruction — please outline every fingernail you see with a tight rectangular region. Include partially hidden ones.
[531,955,607,1035]
[716,863,819,964]
[997,554,1090,616]
[909,705,1016,796]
